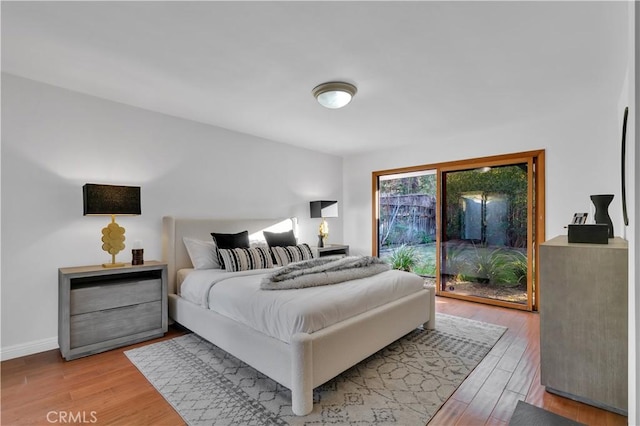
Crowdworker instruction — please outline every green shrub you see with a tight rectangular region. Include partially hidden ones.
[387,244,419,272]
[443,244,475,282]
[507,250,528,285]
[475,247,527,286]
[418,231,434,244]
[413,257,436,276]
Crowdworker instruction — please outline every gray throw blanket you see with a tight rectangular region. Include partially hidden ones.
[260,255,390,290]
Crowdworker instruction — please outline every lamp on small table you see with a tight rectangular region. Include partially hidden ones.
[83,183,141,268]
[309,200,338,248]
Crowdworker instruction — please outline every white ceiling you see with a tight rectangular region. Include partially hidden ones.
[1,1,629,156]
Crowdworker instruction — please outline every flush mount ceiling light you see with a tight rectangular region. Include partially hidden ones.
[312,82,357,109]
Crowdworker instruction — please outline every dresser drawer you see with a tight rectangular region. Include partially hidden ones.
[70,301,162,348]
[70,278,161,315]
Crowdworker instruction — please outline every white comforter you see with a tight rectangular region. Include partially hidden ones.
[179,268,425,343]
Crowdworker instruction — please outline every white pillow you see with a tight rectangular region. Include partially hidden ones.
[183,237,220,269]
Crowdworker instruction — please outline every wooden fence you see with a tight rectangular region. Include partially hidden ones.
[379,194,436,246]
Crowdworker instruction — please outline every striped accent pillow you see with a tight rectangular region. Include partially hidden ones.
[218,247,273,272]
[271,244,314,266]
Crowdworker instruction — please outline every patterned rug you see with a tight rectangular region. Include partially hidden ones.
[125,314,506,425]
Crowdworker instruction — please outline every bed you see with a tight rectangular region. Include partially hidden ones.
[162,216,436,416]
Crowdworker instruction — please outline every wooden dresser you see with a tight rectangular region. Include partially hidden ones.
[58,261,168,360]
[539,236,628,415]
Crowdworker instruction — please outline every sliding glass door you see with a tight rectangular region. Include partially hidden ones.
[373,151,544,311]
[439,159,534,309]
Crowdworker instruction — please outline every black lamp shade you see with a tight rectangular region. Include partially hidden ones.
[310,200,338,218]
[83,184,141,215]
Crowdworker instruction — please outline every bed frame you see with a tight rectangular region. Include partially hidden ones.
[162,216,435,416]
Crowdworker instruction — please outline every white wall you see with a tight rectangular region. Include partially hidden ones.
[0,74,343,359]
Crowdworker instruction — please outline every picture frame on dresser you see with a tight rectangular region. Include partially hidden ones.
[570,213,588,225]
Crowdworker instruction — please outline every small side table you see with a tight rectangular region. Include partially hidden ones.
[315,244,350,258]
[58,261,168,360]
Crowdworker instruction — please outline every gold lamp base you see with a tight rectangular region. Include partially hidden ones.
[101,215,126,268]
[318,218,329,246]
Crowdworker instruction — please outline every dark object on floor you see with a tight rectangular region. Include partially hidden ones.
[509,401,586,426]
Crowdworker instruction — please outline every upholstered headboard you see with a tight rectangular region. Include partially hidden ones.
[162,216,292,294]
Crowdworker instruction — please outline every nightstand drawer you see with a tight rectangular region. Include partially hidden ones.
[70,278,162,315]
[70,300,162,348]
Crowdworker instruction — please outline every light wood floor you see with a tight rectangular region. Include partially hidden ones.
[1,297,628,425]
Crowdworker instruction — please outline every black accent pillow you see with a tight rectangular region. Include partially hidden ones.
[263,230,297,247]
[211,231,250,249]
[211,231,250,269]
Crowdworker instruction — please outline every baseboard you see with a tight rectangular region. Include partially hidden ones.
[545,386,628,417]
[1,337,58,361]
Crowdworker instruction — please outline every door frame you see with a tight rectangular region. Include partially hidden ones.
[372,150,545,311]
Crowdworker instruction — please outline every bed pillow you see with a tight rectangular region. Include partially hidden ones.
[211,231,250,249]
[211,230,250,266]
[263,230,297,264]
[217,247,274,272]
[183,237,220,269]
[263,230,297,247]
[271,243,314,266]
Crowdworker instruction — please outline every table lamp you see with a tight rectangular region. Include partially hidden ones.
[83,183,141,267]
[309,200,338,247]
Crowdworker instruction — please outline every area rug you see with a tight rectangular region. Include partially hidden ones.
[125,314,506,425]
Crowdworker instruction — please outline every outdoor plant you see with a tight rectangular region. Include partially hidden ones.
[413,257,436,276]
[508,250,528,285]
[475,247,515,284]
[474,247,527,286]
[443,243,475,282]
[419,231,434,244]
[387,244,419,272]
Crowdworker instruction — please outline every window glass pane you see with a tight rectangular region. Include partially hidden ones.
[379,170,436,277]
[440,164,529,305]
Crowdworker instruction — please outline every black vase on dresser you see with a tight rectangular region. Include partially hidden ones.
[590,194,614,238]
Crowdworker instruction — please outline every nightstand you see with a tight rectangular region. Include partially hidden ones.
[315,244,350,258]
[58,261,168,360]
